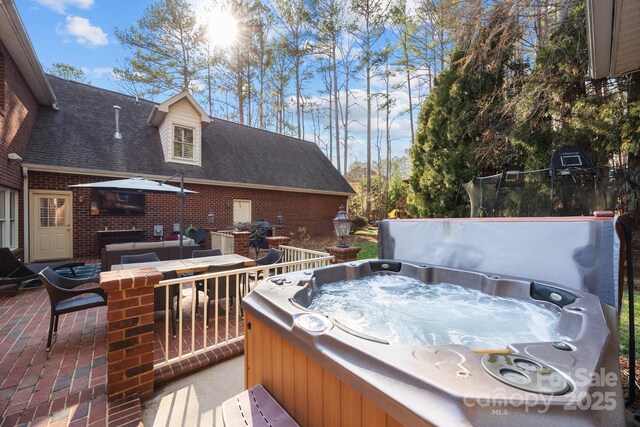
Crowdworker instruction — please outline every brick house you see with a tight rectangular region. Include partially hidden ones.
[0,0,353,262]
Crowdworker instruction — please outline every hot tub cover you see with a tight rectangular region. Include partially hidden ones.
[378,217,619,308]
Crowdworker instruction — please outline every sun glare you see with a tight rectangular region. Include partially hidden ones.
[207,9,238,48]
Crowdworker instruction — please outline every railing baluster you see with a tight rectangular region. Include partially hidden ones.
[164,285,169,363]
[214,278,219,345]
[189,280,195,354]
[153,247,334,369]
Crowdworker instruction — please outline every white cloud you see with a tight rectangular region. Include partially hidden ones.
[57,16,108,48]
[35,0,94,14]
[81,66,114,79]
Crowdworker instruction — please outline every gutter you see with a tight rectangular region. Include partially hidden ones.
[1,0,57,107]
[21,163,355,196]
[22,165,29,263]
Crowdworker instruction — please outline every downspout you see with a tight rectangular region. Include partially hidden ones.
[22,166,29,263]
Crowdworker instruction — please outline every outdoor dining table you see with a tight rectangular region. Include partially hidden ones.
[111,254,255,275]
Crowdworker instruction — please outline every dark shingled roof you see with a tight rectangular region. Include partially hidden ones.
[23,76,354,194]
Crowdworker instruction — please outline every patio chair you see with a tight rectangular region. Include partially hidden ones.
[191,249,223,299]
[156,270,179,338]
[120,253,179,337]
[196,262,246,325]
[1,247,84,297]
[249,249,283,281]
[120,252,160,264]
[192,249,222,258]
[39,267,107,352]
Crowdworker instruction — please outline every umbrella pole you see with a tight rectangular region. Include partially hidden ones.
[179,173,184,259]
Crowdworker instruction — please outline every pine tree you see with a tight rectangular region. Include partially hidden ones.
[114,0,206,97]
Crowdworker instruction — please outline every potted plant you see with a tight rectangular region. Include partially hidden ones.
[102,221,109,231]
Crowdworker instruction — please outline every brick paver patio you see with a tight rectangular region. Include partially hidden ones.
[0,286,108,426]
[0,267,244,426]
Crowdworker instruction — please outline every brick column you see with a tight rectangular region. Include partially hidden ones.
[265,236,291,249]
[232,231,251,258]
[100,268,162,402]
[325,246,361,264]
[202,227,214,249]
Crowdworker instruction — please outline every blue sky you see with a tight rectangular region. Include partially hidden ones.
[17,0,415,169]
[18,0,153,86]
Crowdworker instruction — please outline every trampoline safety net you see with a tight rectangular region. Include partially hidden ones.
[463,168,635,217]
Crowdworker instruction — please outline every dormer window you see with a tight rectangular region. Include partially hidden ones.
[174,126,194,159]
[148,91,210,166]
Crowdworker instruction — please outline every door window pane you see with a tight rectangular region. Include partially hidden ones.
[40,197,66,227]
[54,198,66,226]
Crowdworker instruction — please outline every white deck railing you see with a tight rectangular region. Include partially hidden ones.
[210,231,234,254]
[154,248,333,369]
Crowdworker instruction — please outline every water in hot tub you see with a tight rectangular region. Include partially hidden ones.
[307,274,566,350]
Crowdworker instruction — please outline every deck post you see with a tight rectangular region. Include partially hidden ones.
[325,246,361,264]
[100,268,162,402]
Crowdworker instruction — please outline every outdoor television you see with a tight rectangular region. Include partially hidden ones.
[90,189,145,215]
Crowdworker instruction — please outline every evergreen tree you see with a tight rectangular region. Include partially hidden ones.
[114,0,206,97]
[409,50,479,218]
[273,0,312,138]
[410,6,522,217]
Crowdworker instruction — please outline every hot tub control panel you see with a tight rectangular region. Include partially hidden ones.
[481,353,571,395]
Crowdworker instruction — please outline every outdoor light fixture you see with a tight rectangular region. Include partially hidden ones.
[7,153,22,161]
[276,213,284,225]
[207,211,215,224]
[332,205,351,248]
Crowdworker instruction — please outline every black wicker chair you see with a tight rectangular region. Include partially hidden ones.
[249,249,283,281]
[196,262,246,325]
[119,253,178,337]
[156,271,180,338]
[192,249,222,258]
[39,267,106,352]
[1,247,84,296]
[120,252,160,264]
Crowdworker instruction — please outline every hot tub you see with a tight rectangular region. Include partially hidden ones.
[242,260,624,426]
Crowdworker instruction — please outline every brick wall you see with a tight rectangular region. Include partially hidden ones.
[28,171,349,258]
[0,41,41,252]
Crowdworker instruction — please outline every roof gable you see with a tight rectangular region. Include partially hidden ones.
[147,91,211,127]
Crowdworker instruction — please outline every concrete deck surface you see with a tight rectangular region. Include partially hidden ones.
[142,356,244,427]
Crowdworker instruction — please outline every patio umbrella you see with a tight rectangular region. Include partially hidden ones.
[70,176,198,256]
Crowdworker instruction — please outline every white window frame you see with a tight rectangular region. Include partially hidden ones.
[173,125,195,160]
[0,187,18,249]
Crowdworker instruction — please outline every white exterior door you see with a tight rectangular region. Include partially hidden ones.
[31,191,73,261]
[233,199,251,224]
